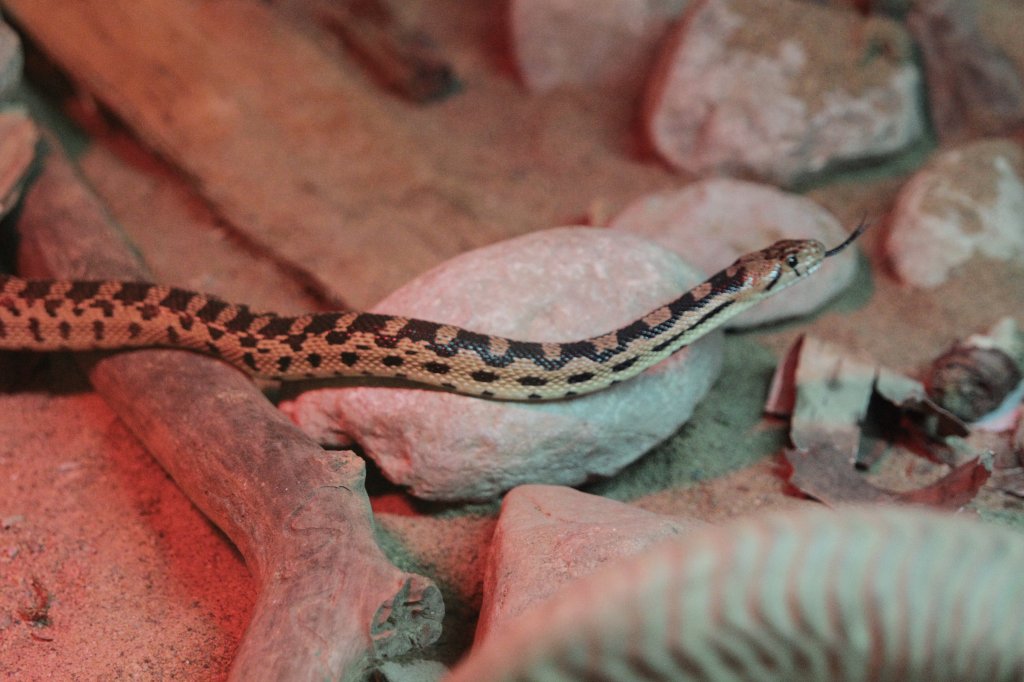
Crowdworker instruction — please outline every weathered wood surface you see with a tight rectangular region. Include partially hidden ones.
[3,0,500,308]
[3,0,676,310]
[15,141,443,680]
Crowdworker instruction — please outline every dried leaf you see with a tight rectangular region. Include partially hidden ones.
[764,334,803,417]
[784,445,895,506]
[778,336,987,509]
[784,448,991,509]
[874,366,968,439]
[896,457,991,509]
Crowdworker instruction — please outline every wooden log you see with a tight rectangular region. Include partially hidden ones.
[14,139,443,680]
[3,0,497,308]
[276,0,460,102]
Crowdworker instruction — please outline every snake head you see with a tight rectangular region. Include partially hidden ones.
[733,239,828,296]
[734,217,870,297]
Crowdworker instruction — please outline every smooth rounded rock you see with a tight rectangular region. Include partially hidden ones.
[476,485,705,645]
[610,178,858,328]
[644,0,923,185]
[279,227,723,501]
[886,138,1024,288]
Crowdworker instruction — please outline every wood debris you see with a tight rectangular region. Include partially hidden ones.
[769,334,991,509]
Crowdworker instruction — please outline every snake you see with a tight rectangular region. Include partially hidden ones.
[0,222,866,401]
[447,505,1024,681]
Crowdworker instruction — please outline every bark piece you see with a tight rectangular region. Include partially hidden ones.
[14,141,443,680]
[789,335,876,459]
[874,365,968,439]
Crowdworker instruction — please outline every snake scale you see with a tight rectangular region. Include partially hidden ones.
[0,223,865,400]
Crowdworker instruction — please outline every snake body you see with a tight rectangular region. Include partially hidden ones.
[0,229,862,400]
[449,506,1024,681]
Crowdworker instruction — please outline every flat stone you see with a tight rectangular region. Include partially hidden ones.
[475,484,705,643]
[610,178,858,328]
[643,0,924,185]
[886,139,1024,288]
[280,227,723,501]
[510,0,688,91]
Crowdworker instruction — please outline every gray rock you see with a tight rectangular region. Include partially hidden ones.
[280,227,723,501]
[475,484,705,644]
[886,139,1024,288]
[510,0,688,91]
[610,178,858,328]
[644,0,924,185]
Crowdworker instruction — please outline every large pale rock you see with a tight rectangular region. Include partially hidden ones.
[644,0,924,185]
[610,178,858,328]
[510,0,688,91]
[886,139,1024,288]
[476,485,705,644]
[280,227,723,501]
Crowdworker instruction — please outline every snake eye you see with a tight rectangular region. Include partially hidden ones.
[786,253,799,269]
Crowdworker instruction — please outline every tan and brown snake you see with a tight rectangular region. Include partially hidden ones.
[0,222,866,400]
